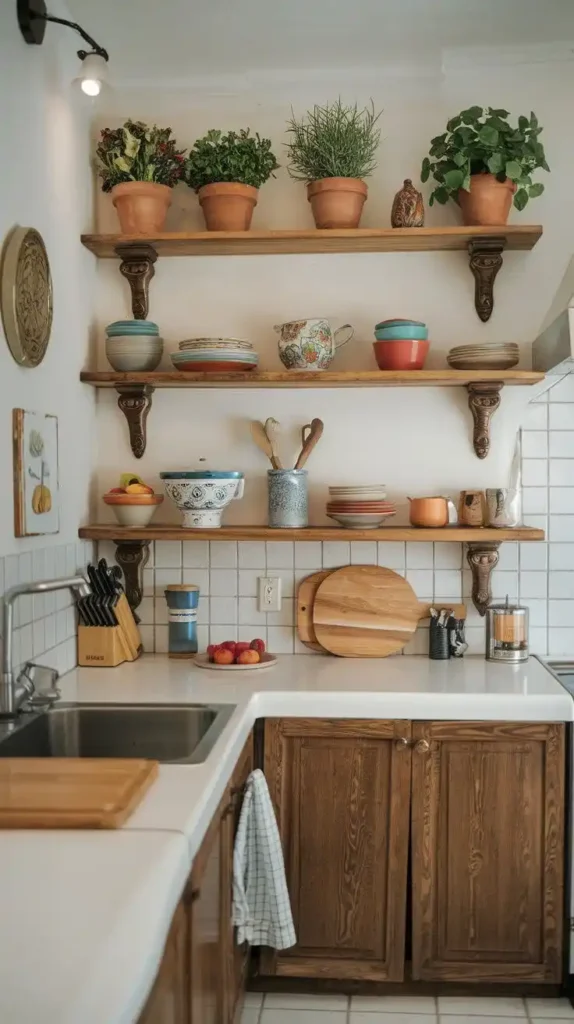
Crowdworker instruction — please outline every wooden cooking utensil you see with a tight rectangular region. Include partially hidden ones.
[295,418,324,470]
[296,570,333,651]
[313,565,421,658]
[264,417,283,469]
[0,758,158,829]
[250,421,277,467]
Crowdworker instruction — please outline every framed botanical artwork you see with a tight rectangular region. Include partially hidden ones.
[13,409,60,537]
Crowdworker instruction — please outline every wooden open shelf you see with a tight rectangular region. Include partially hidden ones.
[79,525,544,543]
[81,225,542,258]
[81,370,545,389]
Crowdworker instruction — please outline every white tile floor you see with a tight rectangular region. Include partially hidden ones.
[241,993,574,1024]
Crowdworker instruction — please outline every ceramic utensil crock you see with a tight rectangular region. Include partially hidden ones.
[268,469,308,528]
[408,496,458,528]
[275,319,354,370]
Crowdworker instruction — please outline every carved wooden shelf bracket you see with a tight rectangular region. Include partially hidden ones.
[114,540,151,619]
[116,384,154,458]
[466,542,500,616]
[115,243,158,320]
[468,237,506,322]
[467,381,503,459]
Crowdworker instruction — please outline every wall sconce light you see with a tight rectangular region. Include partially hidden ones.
[17,0,110,96]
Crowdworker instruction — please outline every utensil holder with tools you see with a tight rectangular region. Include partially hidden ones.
[77,559,142,667]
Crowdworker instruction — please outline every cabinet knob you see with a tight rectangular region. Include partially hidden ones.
[415,739,430,754]
[395,737,410,749]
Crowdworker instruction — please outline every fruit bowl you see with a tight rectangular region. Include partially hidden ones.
[103,475,163,527]
[194,638,276,670]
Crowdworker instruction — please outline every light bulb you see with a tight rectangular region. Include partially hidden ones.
[81,78,101,97]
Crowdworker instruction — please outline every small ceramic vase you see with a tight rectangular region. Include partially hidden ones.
[391,179,425,228]
[268,470,308,528]
[459,490,485,527]
[164,585,199,659]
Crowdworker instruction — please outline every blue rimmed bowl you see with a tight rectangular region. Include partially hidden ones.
[159,470,245,528]
[375,325,429,341]
[106,319,159,337]
[375,319,426,331]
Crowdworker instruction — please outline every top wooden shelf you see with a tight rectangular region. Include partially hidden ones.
[81,225,543,258]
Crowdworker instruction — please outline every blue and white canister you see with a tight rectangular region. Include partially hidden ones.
[268,469,308,528]
[164,585,199,659]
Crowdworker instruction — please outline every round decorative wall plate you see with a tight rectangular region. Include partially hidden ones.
[1,226,53,368]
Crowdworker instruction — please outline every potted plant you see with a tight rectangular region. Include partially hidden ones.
[421,106,549,225]
[184,129,279,231]
[286,100,382,229]
[96,121,186,234]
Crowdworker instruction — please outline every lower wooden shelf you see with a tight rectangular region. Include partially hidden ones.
[79,524,544,543]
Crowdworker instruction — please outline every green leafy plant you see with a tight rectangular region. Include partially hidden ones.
[286,100,382,182]
[184,129,279,191]
[421,106,549,211]
[96,120,186,192]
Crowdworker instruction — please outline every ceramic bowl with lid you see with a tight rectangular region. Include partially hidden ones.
[159,470,245,528]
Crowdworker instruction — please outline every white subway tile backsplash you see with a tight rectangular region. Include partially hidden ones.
[548,628,574,654]
[210,624,238,646]
[267,599,294,627]
[323,541,350,568]
[522,514,548,532]
[377,542,405,569]
[406,542,434,569]
[197,625,209,652]
[18,551,32,584]
[523,599,547,626]
[519,543,547,571]
[549,544,574,571]
[154,568,181,593]
[267,626,294,654]
[20,624,33,663]
[522,488,548,514]
[549,488,574,513]
[155,625,169,653]
[549,516,574,542]
[549,459,574,485]
[32,618,45,658]
[549,376,574,402]
[154,598,168,625]
[238,570,259,597]
[464,627,486,655]
[550,404,574,429]
[522,459,547,486]
[238,541,266,568]
[496,543,518,571]
[209,597,237,624]
[142,568,154,597]
[266,541,294,568]
[434,543,462,569]
[434,571,462,600]
[350,541,377,564]
[549,601,574,627]
[182,540,210,568]
[271,571,295,598]
[182,567,210,593]
[138,597,154,625]
[139,625,154,653]
[154,541,182,569]
[238,597,267,626]
[209,541,237,568]
[491,571,519,601]
[209,569,238,597]
[549,432,574,457]
[406,569,433,598]
[519,571,548,599]
[294,541,322,568]
[521,431,548,458]
[522,403,548,429]
[549,572,574,599]
[529,627,548,655]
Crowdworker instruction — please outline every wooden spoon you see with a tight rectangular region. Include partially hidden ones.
[295,418,324,470]
[264,418,283,469]
[250,421,276,468]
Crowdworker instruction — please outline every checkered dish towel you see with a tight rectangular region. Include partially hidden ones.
[232,768,296,950]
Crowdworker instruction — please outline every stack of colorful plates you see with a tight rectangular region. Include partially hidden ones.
[447,343,519,370]
[171,337,258,373]
[326,485,396,529]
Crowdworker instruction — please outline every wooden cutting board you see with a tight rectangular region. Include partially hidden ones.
[0,757,158,829]
[296,570,333,652]
[313,565,421,658]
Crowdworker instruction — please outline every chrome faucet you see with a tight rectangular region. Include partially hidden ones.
[1,575,90,717]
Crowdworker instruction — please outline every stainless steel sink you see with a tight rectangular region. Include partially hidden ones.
[0,703,235,764]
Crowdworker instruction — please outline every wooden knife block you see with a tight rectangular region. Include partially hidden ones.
[78,595,142,668]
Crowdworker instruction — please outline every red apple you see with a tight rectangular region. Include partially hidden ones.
[221,640,237,653]
[234,642,250,657]
[250,638,266,655]
[207,644,218,663]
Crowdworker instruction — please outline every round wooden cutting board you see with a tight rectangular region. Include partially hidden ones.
[313,564,421,658]
[296,570,333,652]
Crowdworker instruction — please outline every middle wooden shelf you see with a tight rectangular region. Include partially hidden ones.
[79,524,543,543]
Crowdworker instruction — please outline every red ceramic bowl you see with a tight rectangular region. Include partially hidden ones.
[373,339,430,371]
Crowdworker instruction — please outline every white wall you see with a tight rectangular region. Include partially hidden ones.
[91,53,573,524]
[0,0,96,557]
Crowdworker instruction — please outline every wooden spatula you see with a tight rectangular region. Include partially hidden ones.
[250,421,277,468]
[295,418,324,470]
[264,418,283,469]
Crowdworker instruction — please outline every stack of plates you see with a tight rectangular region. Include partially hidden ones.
[106,320,160,337]
[170,337,258,373]
[447,343,519,370]
[326,485,397,529]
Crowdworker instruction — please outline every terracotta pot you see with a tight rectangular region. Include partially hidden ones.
[307,177,368,229]
[198,183,258,231]
[111,182,172,234]
[457,174,516,226]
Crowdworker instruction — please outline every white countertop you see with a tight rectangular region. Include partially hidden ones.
[3,654,571,1024]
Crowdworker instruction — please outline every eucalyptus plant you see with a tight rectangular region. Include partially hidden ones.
[421,106,549,211]
[96,121,186,192]
[184,129,279,191]
[286,100,382,182]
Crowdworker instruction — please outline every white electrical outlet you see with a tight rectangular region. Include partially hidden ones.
[258,576,282,612]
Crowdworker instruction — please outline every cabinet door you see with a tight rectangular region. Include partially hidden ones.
[138,901,188,1024]
[190,799,225,1024]
[411,721,565,983]
[262,718,412,981]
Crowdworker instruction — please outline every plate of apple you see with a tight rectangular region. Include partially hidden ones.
[103,474,164,527]
[194,639,277,671]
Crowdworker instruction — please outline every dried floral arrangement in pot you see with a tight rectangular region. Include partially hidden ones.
[420,106,549,226]
[185,129,279,231]
[286,99,382,229]
[96,120,187,233]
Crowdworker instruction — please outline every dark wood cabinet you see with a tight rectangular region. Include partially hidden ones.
[261,718,412,981]
[189,793,225,1024]
[411,721,565,983]
[138,902,188,1024]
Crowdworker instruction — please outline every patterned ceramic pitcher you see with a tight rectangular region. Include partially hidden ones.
[274,319,354,370]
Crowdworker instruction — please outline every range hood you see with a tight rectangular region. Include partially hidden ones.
[533,255,574,376]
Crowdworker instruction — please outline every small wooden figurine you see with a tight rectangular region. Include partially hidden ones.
[391,178,425,228]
